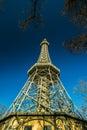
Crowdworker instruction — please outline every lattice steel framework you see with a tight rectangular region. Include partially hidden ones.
[4,39,83,119]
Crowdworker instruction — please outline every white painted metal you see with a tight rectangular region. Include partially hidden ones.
[3,38,83,120]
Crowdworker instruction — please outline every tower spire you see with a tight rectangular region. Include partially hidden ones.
[37,38,51,63]
[28,38,60,79]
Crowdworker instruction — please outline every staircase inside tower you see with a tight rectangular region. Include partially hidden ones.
[4,39,83,119]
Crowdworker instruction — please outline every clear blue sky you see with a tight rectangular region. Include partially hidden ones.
[0,0,87,109]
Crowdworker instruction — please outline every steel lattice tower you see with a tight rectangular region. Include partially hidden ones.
[4,39,83,119]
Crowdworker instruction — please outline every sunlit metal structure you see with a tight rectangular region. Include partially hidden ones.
[0,39,87,130]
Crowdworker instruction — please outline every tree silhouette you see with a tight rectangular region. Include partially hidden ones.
[63,0,87,28]
[19,0,87,53]
[0,103,7,119]
[0,0,4,11]
[63,0,87,53]
[19,0,45,31]
[63,33,87,53]
[74,80,87,119]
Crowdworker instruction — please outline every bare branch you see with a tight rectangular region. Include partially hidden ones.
[73,80,87,118]
[19,0,45,31]
[0,0,4,11]
[63,33,87,53]
[0,103,7,118]
[63,0,87,29]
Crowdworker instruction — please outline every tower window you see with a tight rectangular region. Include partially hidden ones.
[24,126,32,130]
[43,126,52,130]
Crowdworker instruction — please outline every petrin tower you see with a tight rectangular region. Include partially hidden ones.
[0,39,86,130]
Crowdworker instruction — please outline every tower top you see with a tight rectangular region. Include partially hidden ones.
[37,38,51,64]
[40,38,49,46]
[28,38,60,76]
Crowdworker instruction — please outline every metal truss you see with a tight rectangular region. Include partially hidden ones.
[4,66,83,119]
[3,38,84,125]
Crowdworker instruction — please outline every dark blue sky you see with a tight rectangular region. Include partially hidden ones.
[0,0,87,109]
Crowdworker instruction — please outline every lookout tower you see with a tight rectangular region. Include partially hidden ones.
[0,39,87,130]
